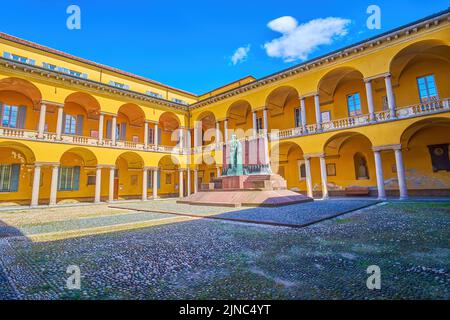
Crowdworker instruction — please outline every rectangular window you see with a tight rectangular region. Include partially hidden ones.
[87,175,96,186]
[172,98,188,105]
[327,163,336,176]
[294,108,302,128]
[347,93,362,117]
[132,135,139,143]
[256,118,263,131]
[417,75,439,103]
[109,81,130,90]
[0,165,12,192]
[148,128,154,145]
[58,167,75,191]
[321,111,331,123]
[147,170,153,189]
[1,105,19,128]
[297,160,306,181]
[146,91,163,99]
[64,115,77,135]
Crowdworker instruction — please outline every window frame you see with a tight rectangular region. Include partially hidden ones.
[346,93,363,117]
[416,74,439,103]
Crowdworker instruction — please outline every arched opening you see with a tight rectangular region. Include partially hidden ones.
[63,92,101,137]
[159,112,181,147]
[196,111,217,146]
[323,132,375,195]
[58,148,98,204]
[265,86,300,130]
[0,142,35,205]
[113,103,146,143]
[226,100,252,139]
[270,141,305,192]
[115,152,144,200]
[397,117,450,195]
[318,67,366,121]
[390,40,450,108]
[158,155,180,197]
[0,77,42,132]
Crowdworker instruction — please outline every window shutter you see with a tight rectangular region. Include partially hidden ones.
[147,171,152,189]
[76,115,84,136]
[73,166,81,191]
[158,128,162,145]
[157,171,161,189]
[10,164,20,192]
[106,120,112,139]
[120,123,127,141]
[18,106,27,129]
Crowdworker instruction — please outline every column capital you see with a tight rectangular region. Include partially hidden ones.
[372,144,402,152]
[304,152,325,159]
[96,164,115,169]
[34,161,58,167]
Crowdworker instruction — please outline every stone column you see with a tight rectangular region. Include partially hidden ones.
[142,167,148,201]
[194,169,199,194]
[31,163,42,207]
[394,147,408,200]
[144,121,149,149]
[319,155,329,199]
[216,166,221,178]
[384,74,397,119]
[179,169,184,198]
[263,108,269,134]
[224,119,229,144]
[304,156,313,198]
[314,94,322,131]
[108,167,115,203]
[373,150,386,200]
[94,166,102,203]
[111,115,117,145]
[215,121,221,149]
[37,103,47,139]
[98,113,104,144]
[49,164,59,206]
[252,110,258,138]
[179,127,184,151]
[365,79,376,122]
[187,169,191,196]
[154,123,159,149]
[300,97,307,132]
[56,105,64,140]
[153,169,158,199]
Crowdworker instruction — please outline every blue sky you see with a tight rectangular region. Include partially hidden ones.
[0,1,448,95]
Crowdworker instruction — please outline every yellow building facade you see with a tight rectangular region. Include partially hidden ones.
[0,10,449,206]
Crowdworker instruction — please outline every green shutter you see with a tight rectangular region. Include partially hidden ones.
[18,106,27,129]
[76,115,84,136]
[10,164,20,192]
[73,166,80,191]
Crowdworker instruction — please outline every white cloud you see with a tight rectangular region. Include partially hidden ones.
[264,16,351,62]
[231,45,251,65]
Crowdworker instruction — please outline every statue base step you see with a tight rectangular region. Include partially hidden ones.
[178,189,313,208]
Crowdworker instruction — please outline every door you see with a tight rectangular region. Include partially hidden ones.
[114,169,119,200]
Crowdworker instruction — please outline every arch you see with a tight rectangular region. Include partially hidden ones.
[158,155,180,169]
[118,103,146,127]
[0,77,42,108]
[60,147,98,166]
[227,100,252,123]
[401,117,450,148]
[265,86,299,117]
[389,40,450,81]
[317,67,365,102]
[116,151,144,169]
[65,92,101,119]
[0,141,36,164]
[195,111,216,131]
[322,131,373,155]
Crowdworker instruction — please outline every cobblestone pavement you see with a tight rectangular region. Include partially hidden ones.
[0,201,449,300]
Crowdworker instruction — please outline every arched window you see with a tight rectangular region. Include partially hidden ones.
[354,153,369,180]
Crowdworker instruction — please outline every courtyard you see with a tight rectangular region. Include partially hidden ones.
[0,199,449,300]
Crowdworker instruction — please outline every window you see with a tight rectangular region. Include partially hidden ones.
[347,93,362,117]
[58,167,80,191]
[147,170,153,189]
[321,111,331,123]
[417,75,439,103]
[132,135,139,143]
[87,175,96,186]
[297,160,306,181]
[148,128,155,145]
[64,115,77,135]
[294,108,302,128]
[3,52,35,65]
[131,175,138,186]
[108,81,130,90]
[146,91,163,99]
[0,164,20,192]
[43,63,89,79]
[172,98,188,105]
[1,105,18,128]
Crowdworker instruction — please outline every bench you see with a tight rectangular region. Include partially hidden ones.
[345,186,370,196]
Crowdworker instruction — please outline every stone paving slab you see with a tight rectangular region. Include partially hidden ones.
[0,202,448,300]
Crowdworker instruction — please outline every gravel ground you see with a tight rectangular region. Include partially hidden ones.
[0,201,449,300]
